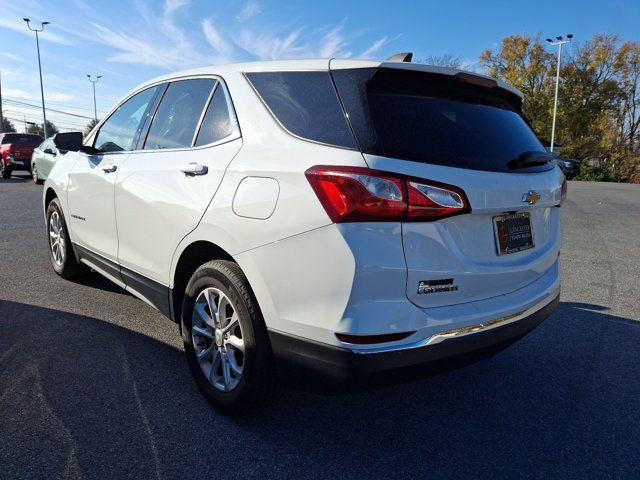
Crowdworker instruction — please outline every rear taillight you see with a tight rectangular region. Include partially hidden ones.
[560,177,567,205]
[305,165,471,223]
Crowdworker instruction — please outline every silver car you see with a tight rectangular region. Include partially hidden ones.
[31,137,59,184]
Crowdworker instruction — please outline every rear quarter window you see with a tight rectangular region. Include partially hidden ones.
[245,71,356,149]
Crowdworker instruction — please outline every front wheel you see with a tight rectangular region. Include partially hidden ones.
[46,198,88,279]
[181,260,280,413]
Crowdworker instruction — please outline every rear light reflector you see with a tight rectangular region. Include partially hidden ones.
[305,165,471,222]
[560,177,567,205]
[335,331,415,345]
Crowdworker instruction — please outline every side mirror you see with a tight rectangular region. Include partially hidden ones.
[52,132,83,152]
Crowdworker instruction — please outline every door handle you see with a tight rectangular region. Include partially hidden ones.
[180,162,208,176]
[102,163,117,173]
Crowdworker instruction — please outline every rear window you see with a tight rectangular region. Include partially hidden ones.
[332,68,552,173]
[245,71,356,149]
[2,134,43,146]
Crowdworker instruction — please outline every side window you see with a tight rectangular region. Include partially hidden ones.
[245,71,356,148]
[95,86,159,152]
[194,83,238,146]
[144,79,215,150]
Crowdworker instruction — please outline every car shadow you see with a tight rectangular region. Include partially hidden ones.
[0,172,32,184]
[70,270,134,296]
[0,300,638,479]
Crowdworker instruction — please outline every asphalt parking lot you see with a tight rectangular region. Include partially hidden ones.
[1,174,639,479]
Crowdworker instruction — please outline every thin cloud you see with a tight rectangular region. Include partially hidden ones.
[318,23,350,58]
[164,0,190,16]
[236,1,261,22]
[87,4,397,67]
[202,19,234,61]
[3,87,32,99]
[236,28,306,60]
[91,22,198,69]
[360,36,389,59]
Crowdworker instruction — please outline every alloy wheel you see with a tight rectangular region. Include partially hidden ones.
[192,287,245,392]
[48,211,65,266]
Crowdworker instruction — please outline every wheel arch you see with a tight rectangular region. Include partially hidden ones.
[44,187,58,209]
[171,240,235,323]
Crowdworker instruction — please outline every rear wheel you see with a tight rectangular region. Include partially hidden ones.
[181,260,280,413]
[32,163,43,184]
[46,198,87,279]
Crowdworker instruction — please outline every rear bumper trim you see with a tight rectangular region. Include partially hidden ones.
[356,289,559,354]
[268,293,559,382]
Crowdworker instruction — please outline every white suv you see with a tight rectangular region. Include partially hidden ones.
[44,58,564,411]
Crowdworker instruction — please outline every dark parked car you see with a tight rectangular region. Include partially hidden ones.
[552,153,581,179]
[0,133,44,179]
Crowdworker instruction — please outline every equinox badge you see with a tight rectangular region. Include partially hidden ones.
[521,190,541,205]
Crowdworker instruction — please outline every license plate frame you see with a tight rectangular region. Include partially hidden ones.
[493,212,535,256]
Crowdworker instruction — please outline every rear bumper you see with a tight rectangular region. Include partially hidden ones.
[7,157,31,171]
[269,293,559,382]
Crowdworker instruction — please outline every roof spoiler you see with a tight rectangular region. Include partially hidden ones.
[386,52,413,62]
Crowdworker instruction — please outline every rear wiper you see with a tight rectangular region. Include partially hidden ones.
[507,151,553,170]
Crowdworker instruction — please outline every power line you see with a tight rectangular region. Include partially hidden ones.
[5,96,112,113]
[4,98,94,120]
[4,111,88,129]
[4,115,90,133]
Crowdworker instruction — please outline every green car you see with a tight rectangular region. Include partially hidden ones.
[31,136,60,184]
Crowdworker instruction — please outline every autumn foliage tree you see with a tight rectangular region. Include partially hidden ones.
[480,35,555,141]
[481,34,640,182]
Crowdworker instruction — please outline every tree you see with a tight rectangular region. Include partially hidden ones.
[26,120,59,138]
[480,33,640,182]
[1,115,16,133]
[422,54,463,68]
[84,118,99,136]
[480,34,555,140]
[615,41,640,153]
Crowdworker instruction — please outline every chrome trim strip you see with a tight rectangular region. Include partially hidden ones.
[352,290,559,355]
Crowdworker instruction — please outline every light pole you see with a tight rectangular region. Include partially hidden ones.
[87,75,101,123]
[546,34,573,152]
[24,18,50,139]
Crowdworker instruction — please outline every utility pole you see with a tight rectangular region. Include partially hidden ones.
[87,75,101,123]
[24,18,50,138]
[546,34,573,153]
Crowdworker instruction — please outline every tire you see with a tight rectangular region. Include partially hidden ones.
[181,260,280,413]
[46,198,87,279]
[32,163,43,184]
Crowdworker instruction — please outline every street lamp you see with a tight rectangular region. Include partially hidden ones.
[86,75,101,124]
[546,33,573,152]
[24,18,50,139]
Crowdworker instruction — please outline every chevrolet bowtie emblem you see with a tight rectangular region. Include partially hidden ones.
[522,191,541,205]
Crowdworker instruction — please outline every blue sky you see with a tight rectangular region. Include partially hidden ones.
[0,0,638,133]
